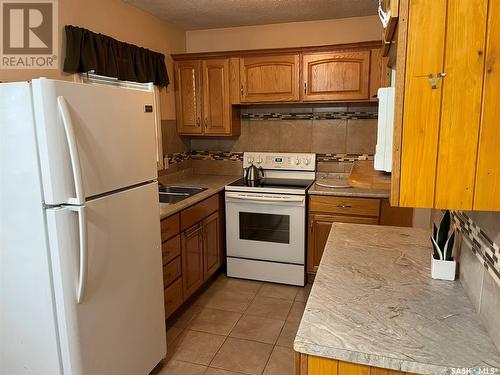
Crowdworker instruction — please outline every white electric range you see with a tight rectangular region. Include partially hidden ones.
[225,152,316,286]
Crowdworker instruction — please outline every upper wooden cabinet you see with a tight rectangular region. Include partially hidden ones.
[175,58,240,136]
[302,51,370,101]
[239,54,300,102]
[392,0,499,211]
[175,60,203,135]
[202,59,231,134]
[172,42,383,122]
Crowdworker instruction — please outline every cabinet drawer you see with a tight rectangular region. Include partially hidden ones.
[161,214,180,242]
[164,278,183,319]
[309,196,380,217]
[162,235,181,265]
[163,256,182,288]
[181,194,219,231]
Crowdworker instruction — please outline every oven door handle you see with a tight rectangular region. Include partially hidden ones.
[227,194,305,203]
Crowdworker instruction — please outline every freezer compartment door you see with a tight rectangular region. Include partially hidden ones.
[32,78,158,205]
[46,182,166,375]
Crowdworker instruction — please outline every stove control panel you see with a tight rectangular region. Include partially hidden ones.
[243,152,316,171]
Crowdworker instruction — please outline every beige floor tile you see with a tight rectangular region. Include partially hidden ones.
[229,315,284,344]
[205,368,245,375]
[286,301,306,323]
[166,325,184,344]
[170,330,226,366]
[257,283,299,301]
[212,275,263,295]
[294,284,312,302]
[188,308,242,335]
[171,303,203,329]
[276,320,300,348]
[154,359,207,375]
[263,346,294,375]
[202,289,255,313]
[245,296,293,320]
[210,337,273,375]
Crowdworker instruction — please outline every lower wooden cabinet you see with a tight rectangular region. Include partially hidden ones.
[295,353,414,375]
[164,278,183,319]
[181,223,205,300]
[308,213,378,274]
[160,193,223,318]
[307,195,414,278]
[203,211,222,280]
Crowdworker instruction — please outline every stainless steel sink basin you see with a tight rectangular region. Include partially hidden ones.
[158,184,207,204]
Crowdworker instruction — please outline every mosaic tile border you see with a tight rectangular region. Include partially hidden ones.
[167,152,191,165]
[190,151,244,161]
[241,111,378,121]
[317,153,374,162]
[168,151,373,164]
[453,211,500,287]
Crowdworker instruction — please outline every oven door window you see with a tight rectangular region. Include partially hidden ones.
[239,212,290,244]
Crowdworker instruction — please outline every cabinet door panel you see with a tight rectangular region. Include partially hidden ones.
[307,214,378,274]
[202,59,231,135]
[399,0,446,207]
[203,212,221,280]
[181,224,204,300]
[175,60,202,135]
[302,51,370,101]
[435,0,487,209]
[474,0,500,210]
[240,55,300,102]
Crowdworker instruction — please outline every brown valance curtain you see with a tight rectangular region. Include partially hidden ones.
[63,25,169,87]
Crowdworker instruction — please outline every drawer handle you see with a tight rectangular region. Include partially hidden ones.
[184,224,202,237]
[337,204,352,208]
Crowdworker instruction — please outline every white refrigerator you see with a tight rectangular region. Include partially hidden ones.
[0,78,166,375]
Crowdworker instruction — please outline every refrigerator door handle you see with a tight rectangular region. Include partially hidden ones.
[57,96,85,205]
[68,205,88,303]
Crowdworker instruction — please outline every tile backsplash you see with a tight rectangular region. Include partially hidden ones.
[452,211,500,352]
[189,104,378,155]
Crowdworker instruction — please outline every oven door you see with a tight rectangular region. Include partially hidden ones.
[225,191,305,264]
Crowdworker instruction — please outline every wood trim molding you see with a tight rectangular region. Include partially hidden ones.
[172,41,383,60]
[390,0,409,206]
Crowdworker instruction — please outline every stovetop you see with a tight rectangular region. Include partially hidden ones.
[225,177,314,195]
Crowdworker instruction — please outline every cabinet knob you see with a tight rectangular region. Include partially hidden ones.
[196,117,201,127]
[240,84,244,96]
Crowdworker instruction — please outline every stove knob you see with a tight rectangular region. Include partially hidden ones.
[304,158,310,166]
[295,158,301,165]
[256,157,263,164]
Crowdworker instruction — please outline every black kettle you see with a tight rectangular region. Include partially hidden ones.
[244,164,265,181]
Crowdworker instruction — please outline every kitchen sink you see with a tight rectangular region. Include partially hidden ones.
[158,184,207,204]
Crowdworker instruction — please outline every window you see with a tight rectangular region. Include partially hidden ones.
[75,72,165,170]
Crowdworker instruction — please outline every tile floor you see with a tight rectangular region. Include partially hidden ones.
[152,274,312,375]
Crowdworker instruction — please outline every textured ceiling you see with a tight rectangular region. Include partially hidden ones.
[124,0,378,30]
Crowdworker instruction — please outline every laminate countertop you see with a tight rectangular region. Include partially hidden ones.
[157,173,240,219]
[308,161,390,199]
[294,223,500,374]
[307,182,390,199]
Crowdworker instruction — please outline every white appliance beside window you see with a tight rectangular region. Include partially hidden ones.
[374,87,396,172]
[0,78,166,375]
